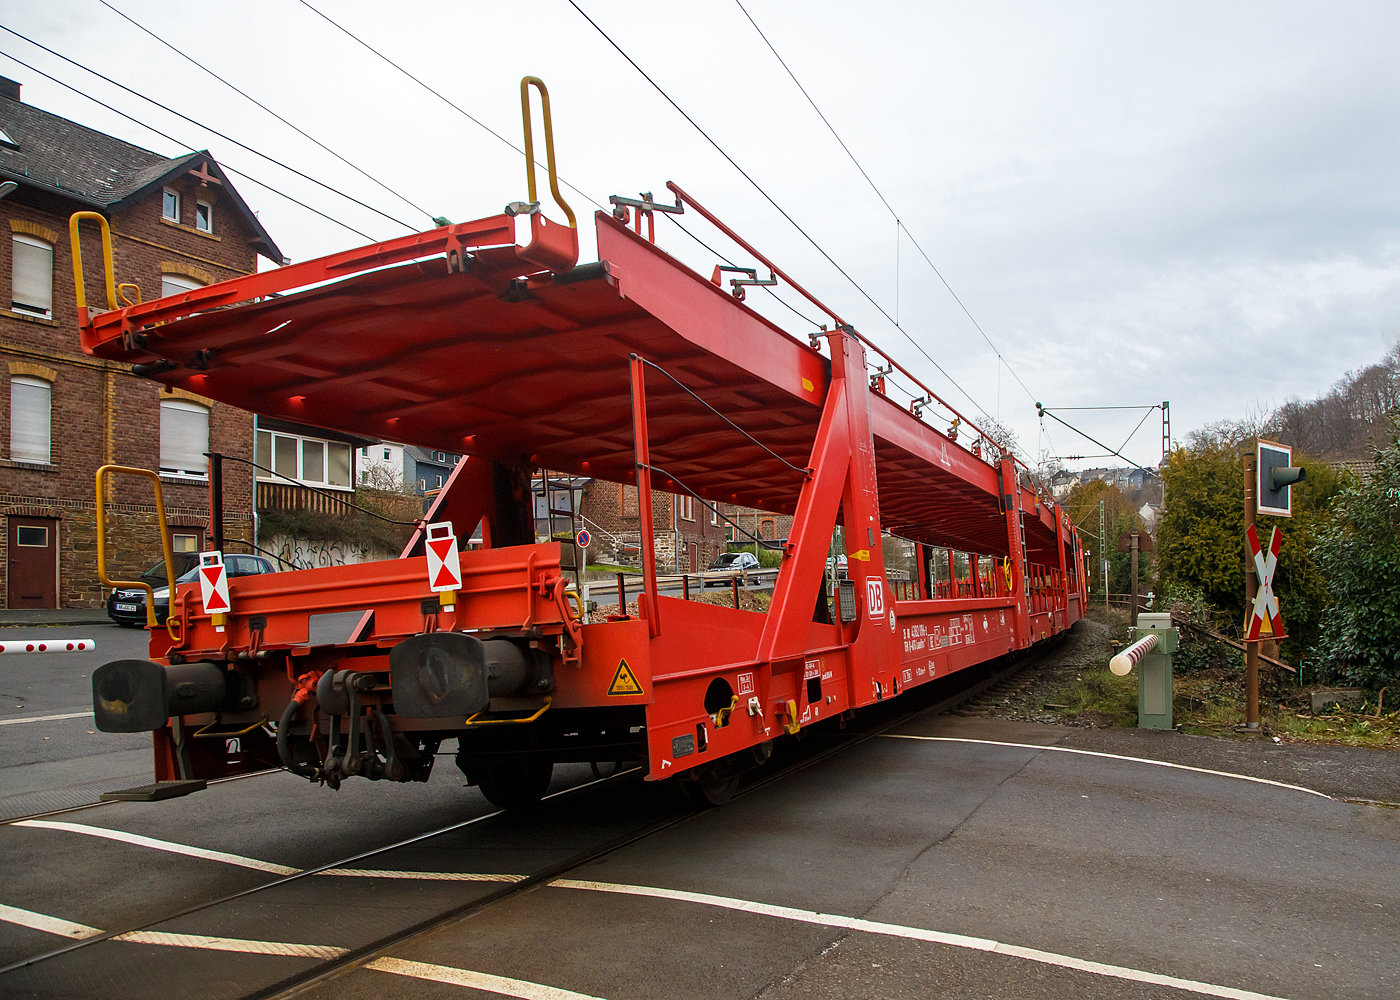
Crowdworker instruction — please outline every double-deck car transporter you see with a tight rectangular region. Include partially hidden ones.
[78,79,1086,807]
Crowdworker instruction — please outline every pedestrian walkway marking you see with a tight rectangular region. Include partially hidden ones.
[114,930,345,958]
[367,957,610,999]
[0,903,101,939]
[0,711,92,726]
[607,659,643,696]
[0,903,344,957]
[14,820,300,874]
[549,880,1291,1000]
[883,735,1331,798]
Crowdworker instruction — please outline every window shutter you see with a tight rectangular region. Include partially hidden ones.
[162,274,202,299]
[11,236,53,315]
[159,400,208,475]
[9,376,51,463]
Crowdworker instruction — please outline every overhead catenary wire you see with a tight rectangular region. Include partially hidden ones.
[1037,407,1159,479]
[0,25,417,233]
[564,0,1004,449]
[98,0,437,225]
[0,50,376,241]
[732,0,1039,409]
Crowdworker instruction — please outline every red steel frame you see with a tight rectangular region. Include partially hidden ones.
[75,191,1086,788]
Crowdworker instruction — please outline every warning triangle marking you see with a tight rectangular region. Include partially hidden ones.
[608,659,644,697]
[432,563,459,589]
[428,538,454,561]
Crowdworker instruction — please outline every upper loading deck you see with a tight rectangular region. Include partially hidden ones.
[76,203,1069,565]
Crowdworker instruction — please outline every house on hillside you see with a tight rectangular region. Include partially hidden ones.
[0,76,283,608]
[357,442,462,495]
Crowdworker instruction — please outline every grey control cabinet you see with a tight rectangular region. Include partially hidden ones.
[1133,613,1178,730]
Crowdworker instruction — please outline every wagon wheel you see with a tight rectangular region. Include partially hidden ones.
[476,757,554,810]
[678,772,741,809]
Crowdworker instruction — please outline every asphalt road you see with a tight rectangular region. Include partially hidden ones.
[287,717,1399,1000]
[2,621,1397,1000]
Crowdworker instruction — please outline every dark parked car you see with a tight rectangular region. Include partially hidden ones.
[704,550,761,585]
[107,554,276,627]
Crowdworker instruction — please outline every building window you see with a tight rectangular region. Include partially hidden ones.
[161,272,203,299]
[194,200,212,233]
[160,399,209,477]
[11,234,53,318]
[171,531,201,553]
[418,478,427,491]
[9,375,50,463]
[256,429,352,489]
[15,525,48,546]
[677,494,694,521]
[710,507,718,526]
[383,448,391,460]
[435,474,444,488]
[162,187,180,222]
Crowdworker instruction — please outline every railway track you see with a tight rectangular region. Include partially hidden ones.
[0,634,1070,1000]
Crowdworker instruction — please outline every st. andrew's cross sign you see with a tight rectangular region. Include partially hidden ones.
[1244,523,1287,641]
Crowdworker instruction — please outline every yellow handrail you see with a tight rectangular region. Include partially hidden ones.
[520,76,576,229]
[463,697,552,727]
[69,211,117,318]
[95,465,180,640]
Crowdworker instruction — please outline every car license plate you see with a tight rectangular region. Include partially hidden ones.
[115,603,138,612]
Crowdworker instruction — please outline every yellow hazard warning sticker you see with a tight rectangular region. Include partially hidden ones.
[608,659,644,696]
[801,377,815,393]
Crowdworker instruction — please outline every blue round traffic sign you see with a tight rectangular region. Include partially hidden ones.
[575,528,591,548]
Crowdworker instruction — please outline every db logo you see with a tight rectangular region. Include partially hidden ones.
[866,578,885,618]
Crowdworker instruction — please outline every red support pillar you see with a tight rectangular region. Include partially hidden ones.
[1000,457,1032,647]
[1054,505,1068,615]
[629,354,661,637]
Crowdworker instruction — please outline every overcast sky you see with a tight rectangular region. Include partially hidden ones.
[3,0,1396,471]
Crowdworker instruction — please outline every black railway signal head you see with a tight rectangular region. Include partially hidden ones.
[1258,440,1304,517]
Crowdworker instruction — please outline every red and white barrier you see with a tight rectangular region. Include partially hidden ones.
[0,639,96,654]
[1110,633,1157,676]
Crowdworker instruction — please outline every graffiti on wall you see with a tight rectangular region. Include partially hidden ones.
[263,535,397,571]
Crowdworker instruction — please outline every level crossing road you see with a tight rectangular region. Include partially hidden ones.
[2,693,1396,999]
[281,718,1400,1000]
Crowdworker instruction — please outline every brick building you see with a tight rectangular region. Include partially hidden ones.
[0,77,282,608]
[580,480,727,572]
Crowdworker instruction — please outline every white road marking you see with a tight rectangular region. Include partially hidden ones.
[321,869,524,882]
[0,903,342,957]
[0,711,93,726]
[883,735,1331,798]
[367,957,609,999]
[0,903,101,939]
[13,820,300,874]
[550,880,1291,1000]
[113,930,345,958]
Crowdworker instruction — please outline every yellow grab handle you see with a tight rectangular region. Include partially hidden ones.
[95,465,180,640]
[69,212,117,315]
[520,76,576,228]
